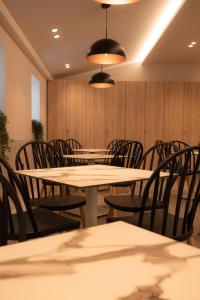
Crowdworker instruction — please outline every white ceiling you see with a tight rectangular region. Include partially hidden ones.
[1,0,199,79]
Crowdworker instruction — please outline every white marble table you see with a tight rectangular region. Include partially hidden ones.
[64,153,113,165]
[73,148,109,153]
[16,165,169,227]
[0,221,200,300]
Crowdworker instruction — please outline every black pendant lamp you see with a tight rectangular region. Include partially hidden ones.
[95,0,140,4]
[87,4,126,65]
[89,65,115,88]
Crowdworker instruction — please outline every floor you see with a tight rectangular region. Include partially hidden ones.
[67,186,200,249]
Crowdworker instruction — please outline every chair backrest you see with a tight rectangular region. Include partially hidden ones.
[170,140,189,150]
[138,142,178,171]
[49,139,73,156]
[15,141,64,199]
[106,139,120,150]
[108,139,129,155]
[66,139,82,150]
[0,155,38,241]
[111,141,143,168]
[0,173,26,245]
[132,142,179,198]
[137,146,200,241]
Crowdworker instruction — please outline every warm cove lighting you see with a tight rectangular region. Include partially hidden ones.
[95,0,140,4]
[133,0,186,63]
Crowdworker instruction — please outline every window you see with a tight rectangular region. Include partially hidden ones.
[0,45,5,111]
[31,75,40,121]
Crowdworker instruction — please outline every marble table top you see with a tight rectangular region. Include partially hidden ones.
[16,165,169,188]
[63,153,113,160]
[0,221,200,300]
[73,148,109,153]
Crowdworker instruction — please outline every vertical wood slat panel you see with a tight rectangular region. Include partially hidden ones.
[47,80,67,140]
[66,80,87,147]
[105,82,126,146]
[48,80,200,150]
[183,82,200,144]
[144,82,164,149]
[125,82,145,145]
[164,82,184,142]
[86,87,106,148]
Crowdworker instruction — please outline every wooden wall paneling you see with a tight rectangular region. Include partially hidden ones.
[105,82,126,145]
[86,87,106,148]
[125,82,145,146]
[164,82,185,143]
[183,82,200,145]
[66,80,87,147]
[47,80,67,140]
[144,82,165,150]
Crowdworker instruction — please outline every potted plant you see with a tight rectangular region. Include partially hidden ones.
[0,110,12,160]
[32,119,44,141]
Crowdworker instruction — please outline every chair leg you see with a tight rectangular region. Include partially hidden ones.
[80,206,86,228]
[108,207,118,218]
[187,235,196,247]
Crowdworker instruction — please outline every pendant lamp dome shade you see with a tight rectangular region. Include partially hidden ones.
[95,0,140,4]
[89,71,115,88]
[87,38,126,64]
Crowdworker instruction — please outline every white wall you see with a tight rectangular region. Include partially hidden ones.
[68,62,200,81]
[0,24,47,165]
[0,43,5,111]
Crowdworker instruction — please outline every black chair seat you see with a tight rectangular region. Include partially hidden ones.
[32,194,86,211]
[105,194,163,212]
[107,212,192,242]
[9,208,80,240]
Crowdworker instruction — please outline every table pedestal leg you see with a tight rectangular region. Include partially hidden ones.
[86,186,97,227]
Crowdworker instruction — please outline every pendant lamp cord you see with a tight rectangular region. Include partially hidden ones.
[101,65,102,72]
[106,7,108,38]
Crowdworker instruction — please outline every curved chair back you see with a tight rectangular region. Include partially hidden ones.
[49,139,73,156]
[0,173,26,245]
[66,138,82,150]
[0,155,38,241]
[15,141,64,199]
[170,140,189,150]
[137,146,200,241]
[111,141,143,168]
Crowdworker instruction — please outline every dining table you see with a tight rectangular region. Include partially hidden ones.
[72,148,109,153]
[0,221,200,300]
[64,153,114,165]
[16,165,169,227]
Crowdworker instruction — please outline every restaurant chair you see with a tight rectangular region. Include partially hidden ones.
[49,138,74,166]
[0,155,80,243]
[65,138,87,166]
[15,141,86,227]
[0,173,26,246]
[170,140,189,150]
[107,146,200,243]
[105,142,177,217]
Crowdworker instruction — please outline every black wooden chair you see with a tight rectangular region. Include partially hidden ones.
[49,138,74,166]
[65,138,87,166]
[15,141,86,226]
[0,173,26,246]
[107,146,200,243]
[105,142,177,216]
[110,140,143,168]
[0,155,80,243]
[66,138,83,151]
[170,140,189,150]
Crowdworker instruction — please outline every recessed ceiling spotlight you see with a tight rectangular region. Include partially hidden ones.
[51,28,58,33]
[188,44,194,48]
[54,34,60,39]
[191,41,197,45]
[65,64,70,69]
